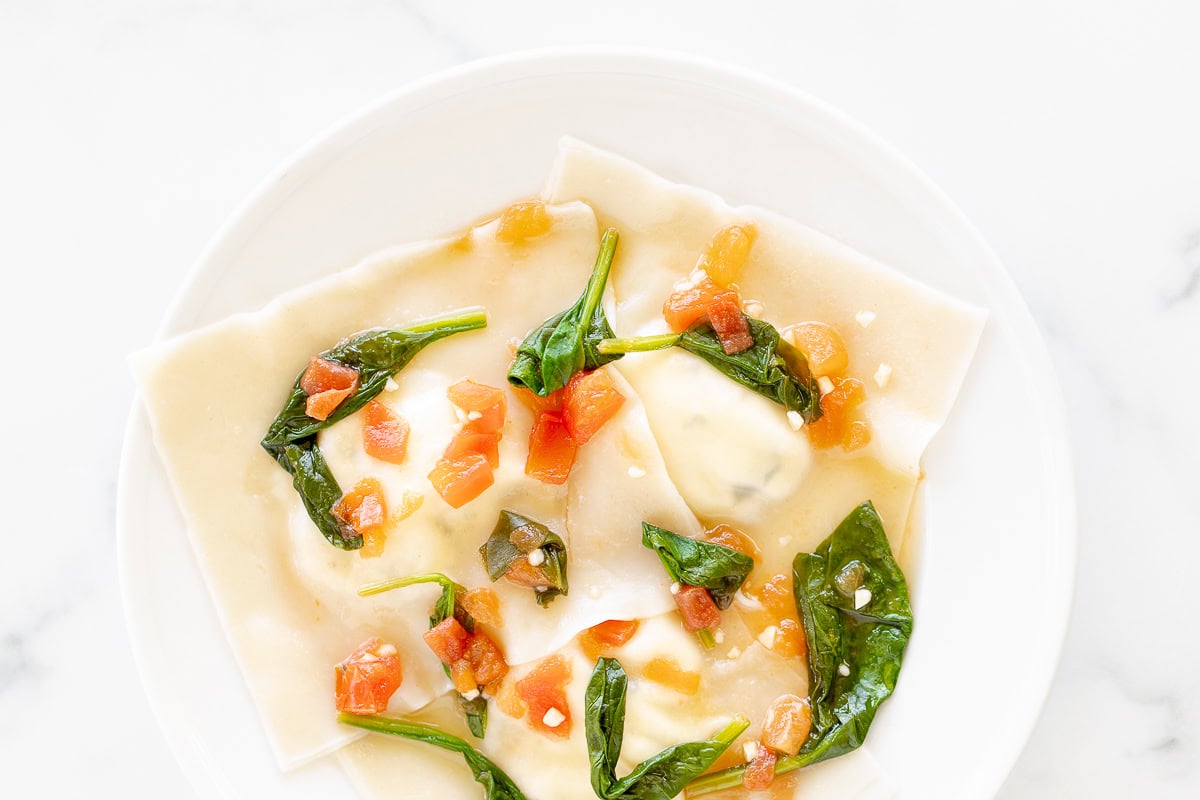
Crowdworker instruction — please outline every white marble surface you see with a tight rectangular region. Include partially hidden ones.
[1,1,1196,796]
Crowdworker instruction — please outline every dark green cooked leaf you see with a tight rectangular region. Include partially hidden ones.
[640,523,754,610]
[338,714,526,800]
[480,510,569,607]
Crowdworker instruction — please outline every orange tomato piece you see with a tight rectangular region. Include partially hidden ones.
[743,744,778,791]
[504,556,550,589]
[563,369,626,444]
[704,524,759,561]
[332,478,387,534]
[302,357,359,421]
[642,656,701,695]
[674,585,722,633]
[706,297,755,355]
[428,453,494,508]
[516,655,572,739]
[460,587,503,628]
[496,200,552,244]
[845,419,872,452]
[579,619,640,662]
[449,657,478,695]
[465,631,508,688]
[761,694,813,756]
[423,617,473,665]
[494,678,527,718]
[525,412,578,485]
[662,276,741,333]
[444,430,501,469]
[697,223,757,287]
[334,638,403,715]
[448,379,507,435]
[362,399,410,463]
[785,321,848,378]
[513,385,564,415]
[773,617,807,660]
[806,377,867,450]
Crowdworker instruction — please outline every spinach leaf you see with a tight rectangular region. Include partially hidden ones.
[338,713,526,800]
[507,228,622,396]
[585,658,748,800]
[684,501,913,796]
[261,308,487,549]
[597,316,822,423]
[641,523,753,610]
[457,692,489,739]
[480,510,569,607]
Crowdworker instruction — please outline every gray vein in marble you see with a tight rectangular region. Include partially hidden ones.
[396,0,480,63]
[1164,229,1200,308]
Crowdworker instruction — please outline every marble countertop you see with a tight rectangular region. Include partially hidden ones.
[1,1,1196,796]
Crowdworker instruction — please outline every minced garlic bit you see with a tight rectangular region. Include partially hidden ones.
[534,585,549,593]
[466,410,483,421]
[627,465,647,478]
[453,406,468,424]
[713,629,726,644]
[385,377,400,392]
[874,363,893,389]
[817,376,835,396]
[669,582,681,595]
[542,707,567,728]
[786,410,804,431]
[757,626,779,650]
[743,300,765,318]
[527,548,546,567]
[855,310,876,328]
[461,688,481,701]
[377,643,398,657]
[726,646,742,659]
[359,652,379,662]
[743,741,759,761]
[838,662,851,677]
[854,586,872,609]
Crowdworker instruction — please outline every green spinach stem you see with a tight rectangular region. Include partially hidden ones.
[358,572,452,597]
[696,628,717,649]
[596,333,681,354]
[400,307,488,334]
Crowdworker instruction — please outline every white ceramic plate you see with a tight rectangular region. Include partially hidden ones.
[117,48,1075,800]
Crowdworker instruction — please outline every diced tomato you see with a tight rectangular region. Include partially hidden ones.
[674,585,722,633]
[465,631,508,687]
[516,655,572,738]
[428,453,494,508]
[448,379,507,435]
[503,556,550,589]
[774,618,807,660]
[563,369,626,444]
[443,430,501,469]
[495,678,527,718]
[697,223,757,287]
[785,321,848,378]
[761,694,813,756]
[579,619,640,662]
[460,587,503,628]
[496,200,552,244]
[423,617,472,665]
[662,276,741,333]
[704,524,759,561]
[305,388,352,421]
[334,637,403,715]
[845,419,872,452]
[707,298,755,355]
[332,478,387,534]
[362,399,410,463]
[806,377,867,450]
[743,744,778,791]
[449,657,478,694]
[525,412,578,485]
[742,573,807,659]
[513,385,564,415]
[642,656,700,695]
[302,357,359,421]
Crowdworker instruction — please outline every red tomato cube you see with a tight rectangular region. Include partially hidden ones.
[525,412,577,485]
[674,585,722,632]
[563,369,626,444]
[334,637,403,715]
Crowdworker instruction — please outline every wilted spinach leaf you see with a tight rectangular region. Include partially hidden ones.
[685,501,913,795]
[260,308,487,549]
[640,522,753,610]
[480,510,569,607]
[338,713,526,800]
[598,316,822,423]
[586,658,748,800]
[507,228,622,396]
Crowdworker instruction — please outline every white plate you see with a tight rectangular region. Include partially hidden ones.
[118,48,1076,800]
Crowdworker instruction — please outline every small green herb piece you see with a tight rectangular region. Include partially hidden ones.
[684,502,913,796]
[338,713,526,800]
[480,510,569,607]
[261,308,488,549]
[586,658,748,800]
[640,523,753,610]
[597,316,822,423]
[507,228,622,396]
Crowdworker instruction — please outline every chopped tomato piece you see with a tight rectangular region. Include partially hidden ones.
[642,656,700,695]
[662,276,741,333]
[428,453,494,508]
[785,321,848,378]
[305,388,353,421]
[697,223,757,287]
[334,638,403,715]
[460,587,503,628]
[707,298,755,354]
[761,694,813,756]
[743,744,778,791]
[465,631,508,687]
[503,556,551,589]
[579,619,640,662]
[845,419,872,452]
[513,385,564,415]
[448,379,507,434]
[563,369,626,444]
[525,412,577,485]
[449,657,478,694]
[302,357,359,421]
[494,679,527,718]
[704,524,759,561]
[332,478,387,534]
[359,527,387,559]
[773,618,807,660]
[362,399,410,463]
[516,655,572,738]
[443,430,501,469]
[496,200,552,244]
[674,585,721,633]
[806,377,867,450]
[423,617,472,665]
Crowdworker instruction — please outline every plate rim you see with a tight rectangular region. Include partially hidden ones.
[117,45,1078,799]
